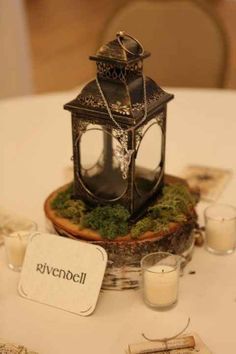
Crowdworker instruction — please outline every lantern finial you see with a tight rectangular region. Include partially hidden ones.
[116,31,145,56]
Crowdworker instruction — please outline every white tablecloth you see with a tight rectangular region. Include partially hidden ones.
[0,88,236,354]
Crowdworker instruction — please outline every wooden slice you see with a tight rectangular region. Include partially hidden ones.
[44,175,198,290]
[44,174,197,243]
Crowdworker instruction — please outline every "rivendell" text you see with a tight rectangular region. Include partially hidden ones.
[36,263,87,284]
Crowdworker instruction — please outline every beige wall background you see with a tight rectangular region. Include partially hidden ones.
[1,0,236,97]
[24,0,236,93]
[25,0,127,93]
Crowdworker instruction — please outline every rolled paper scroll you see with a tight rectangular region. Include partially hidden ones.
[128,335,195,354]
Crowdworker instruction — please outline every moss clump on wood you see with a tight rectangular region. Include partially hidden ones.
[51,184,130,238]
[130,184,197,238]
[51,183,197,240]
[81,205,130,240]
[51,184,85,224]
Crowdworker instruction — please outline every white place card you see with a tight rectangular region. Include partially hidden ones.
[18,233,107,316]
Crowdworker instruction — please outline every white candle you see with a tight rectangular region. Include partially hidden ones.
[205,204,236,254]
[143,264,179,307]
[4,231,29,270]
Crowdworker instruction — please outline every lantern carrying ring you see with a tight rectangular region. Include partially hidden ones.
[116,31,144,56]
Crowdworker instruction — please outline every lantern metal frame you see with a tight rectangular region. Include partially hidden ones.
[64,34,174,215]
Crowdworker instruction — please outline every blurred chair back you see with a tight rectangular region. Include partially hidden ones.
[101,0,228,88]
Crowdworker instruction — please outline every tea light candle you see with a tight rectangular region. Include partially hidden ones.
[2,217,37,271]
[4,231,29,270]
[144,264,179,307]
[141,252,180,309]
[205,204,236,255]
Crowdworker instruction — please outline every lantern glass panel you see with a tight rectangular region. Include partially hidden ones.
[80,124,127,200]
[80,124,103,170]
[135,119,162,195]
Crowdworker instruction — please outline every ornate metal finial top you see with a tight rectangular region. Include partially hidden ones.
[116,31,144,56]
[90,31,149,64]
[116,30,125,37]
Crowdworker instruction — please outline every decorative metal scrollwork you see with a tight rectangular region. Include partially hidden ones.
[77,121,89,134]
[77,90,165,116]
[110,101,130,116]
[113,129,133,179]
[74,121,89,146]
[96,61,142,82]
[135,127,144,148]
[113,129,128,145]
[156,112,165,130]
[114,146,134,179]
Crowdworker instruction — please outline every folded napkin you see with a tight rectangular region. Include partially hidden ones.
[0,339,38,354]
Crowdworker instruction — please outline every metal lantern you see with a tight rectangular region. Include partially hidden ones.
[64,32,174,216]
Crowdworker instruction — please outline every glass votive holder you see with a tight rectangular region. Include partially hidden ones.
[140,252,180,310]
[0,207,12,245]
[2,217,37,271]
[204,204,236,255]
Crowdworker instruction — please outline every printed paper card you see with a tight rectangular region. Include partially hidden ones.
[181,165,232,201]
[18,233,107,316]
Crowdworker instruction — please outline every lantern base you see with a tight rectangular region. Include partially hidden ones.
[44,175,199,290]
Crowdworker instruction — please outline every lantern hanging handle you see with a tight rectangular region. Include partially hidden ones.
[116,31,144,56]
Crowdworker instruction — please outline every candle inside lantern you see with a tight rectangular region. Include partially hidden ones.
[204,204,236,255]
[3,217,37,271]
[141,252,180,309]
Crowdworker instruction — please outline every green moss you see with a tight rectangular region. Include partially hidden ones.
[131,184,196,238]
[130,217,156,239]
[81,205,130,240]
[51,183,197,240]
[51,184,85,224]
[51,184,73,209]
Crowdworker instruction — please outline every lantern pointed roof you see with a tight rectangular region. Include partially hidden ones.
[90,34,150,64]
[64,77,173,126]
[64,32,174,127]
